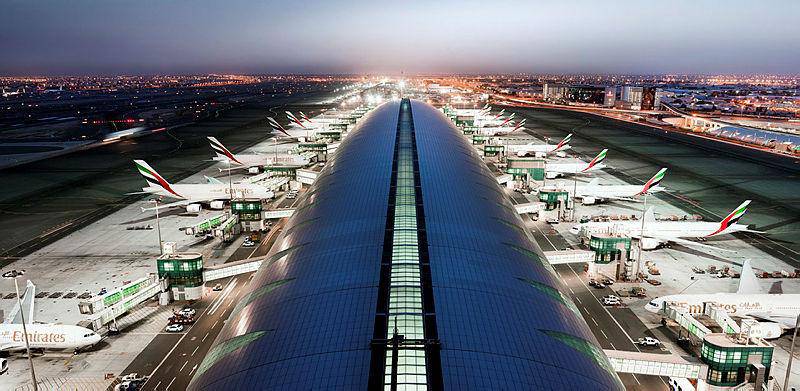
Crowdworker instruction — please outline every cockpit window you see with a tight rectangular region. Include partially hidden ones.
[648,301,657,307]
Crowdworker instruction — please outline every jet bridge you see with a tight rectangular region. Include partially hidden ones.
[664,304,713,340]
[85,275,164,330]
[604,350,707,380]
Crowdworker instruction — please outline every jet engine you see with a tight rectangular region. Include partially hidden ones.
[186,204,202,213]
[209,200,225,210]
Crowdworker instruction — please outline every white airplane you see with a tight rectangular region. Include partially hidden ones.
[133,160,274,212]
[645,260,798,339]
[570,167,667,204]
[569,200,761,250]
[1,88,22,98]
[545,149,608,179]
[207,137,308,174]
[1,281,101,352]
[208,137,270,174]
[508,133,572,157]
[286,111,321,131]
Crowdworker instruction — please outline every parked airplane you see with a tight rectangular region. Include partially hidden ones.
[133,160,274,212]
[208,137,269,174]
[569,200,761,250]
[570,167,667,204]
[645,260,797,339]
[267,117,292,137]
[545,149,608,178]
[1,281,101,352]
[508,133,573,157]
[1,88,22,98]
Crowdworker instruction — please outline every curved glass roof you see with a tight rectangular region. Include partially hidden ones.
[189,100,623,390]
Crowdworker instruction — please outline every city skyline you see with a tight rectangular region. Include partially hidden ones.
[2,0,799,76]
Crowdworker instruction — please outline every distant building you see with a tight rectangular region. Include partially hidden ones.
[567,85,606,105]
[604,86,616,107]
[641,87,656,110]
[622,86,644,110]
[543,83,568,102]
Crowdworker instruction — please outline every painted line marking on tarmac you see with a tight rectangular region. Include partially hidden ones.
[632,374,642,385]
[208,278,237,316]
[609,341,616,350]
[179,361,188,372]
[189,364,198,376]
[166,377,176,390]
[154,381,162,390]
[600,329,609,339]
[192,346,199,356]
[566,263,641,351]
[590,316,599,327]
[202,332,209,342]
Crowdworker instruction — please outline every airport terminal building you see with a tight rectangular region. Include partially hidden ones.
[189,99,623,390]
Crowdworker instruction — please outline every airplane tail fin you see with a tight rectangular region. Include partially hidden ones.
[299,111,312,123]
[639,167,668,195]
[133,160,182,198]
[554,133,573,151]
[707,200,752,237]
[267,117,291,137]
[285,111,306,128]
[581,148,608,172]
[5,280,35,324]
[207,137,241,165]
[737,259,763,294]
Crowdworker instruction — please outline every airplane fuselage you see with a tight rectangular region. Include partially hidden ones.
[646,293,800,319]
[0,324,101,351]
[143,183,273,201]
[574,185,664,200]
[546,162,606,176]
[575,220,749,239]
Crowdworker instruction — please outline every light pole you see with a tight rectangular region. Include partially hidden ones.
[150,199,162,255]
[636,193,649,281]
[3,270,37,391]
[227,159,233,201]
[785,314,800,391]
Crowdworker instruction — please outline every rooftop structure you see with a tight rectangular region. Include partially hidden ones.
[188,99,623,390]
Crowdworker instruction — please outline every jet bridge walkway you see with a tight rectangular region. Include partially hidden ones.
[604,349,707,380]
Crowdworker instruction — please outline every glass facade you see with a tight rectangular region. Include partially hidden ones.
[700,339,773,387]
[589,235,631,264]
[231,199,262,222]
[157,254,203,288]
[189,100,623,391]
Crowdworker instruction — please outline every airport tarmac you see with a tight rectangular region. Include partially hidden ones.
[0,89,336,265]
[487,105,800,387]
[0,108,320,389]
[511,107,800,265]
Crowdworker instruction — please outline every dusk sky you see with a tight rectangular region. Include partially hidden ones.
[2,0,798,75]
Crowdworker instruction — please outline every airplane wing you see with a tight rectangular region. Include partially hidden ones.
[204,175,224,185]
[746,313,798,329]
[637,233,739,253]
[242,172,272,184]
[141,199,200,212]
